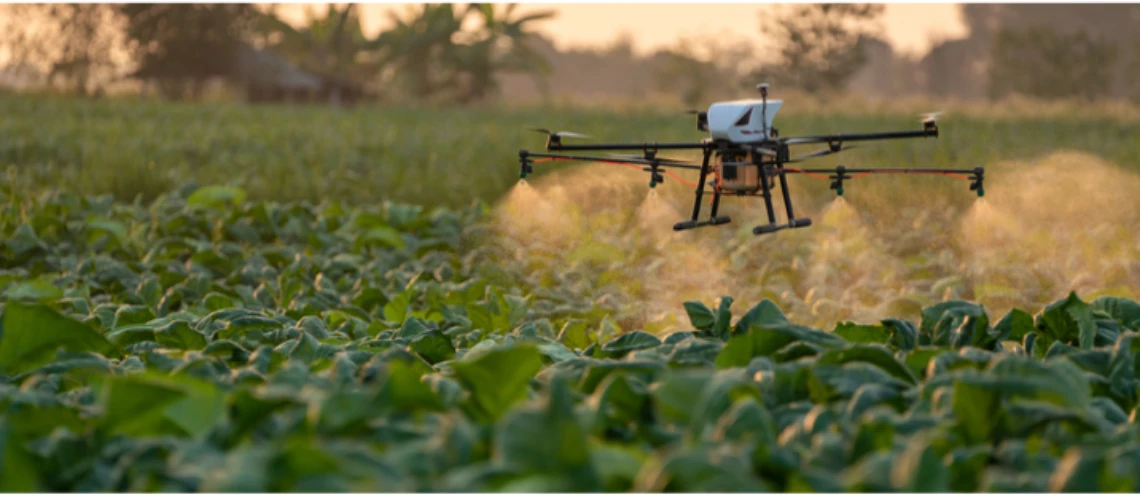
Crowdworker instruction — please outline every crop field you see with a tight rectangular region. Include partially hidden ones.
[2,94,1140,492]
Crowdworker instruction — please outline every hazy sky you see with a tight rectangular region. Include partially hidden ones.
[277,3,970,58]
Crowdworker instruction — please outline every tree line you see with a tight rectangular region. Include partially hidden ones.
[1,3,1136,105]
[0,4,556,104]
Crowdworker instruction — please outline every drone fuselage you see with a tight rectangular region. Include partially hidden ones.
[705,99,783,143]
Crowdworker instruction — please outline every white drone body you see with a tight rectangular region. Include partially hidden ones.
[706,99,783,143]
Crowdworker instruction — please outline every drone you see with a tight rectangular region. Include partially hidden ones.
[517,83,985,235]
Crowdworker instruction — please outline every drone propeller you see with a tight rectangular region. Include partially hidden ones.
[921,111,943,124]
[527,127,591,139]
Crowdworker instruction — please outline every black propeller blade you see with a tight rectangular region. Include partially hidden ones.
[920,111,943,124]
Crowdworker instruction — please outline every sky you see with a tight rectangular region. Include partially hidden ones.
[275,2,970,58]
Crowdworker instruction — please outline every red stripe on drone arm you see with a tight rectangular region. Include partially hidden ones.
[531,157,699,188]
[851,171,970,180]
[782,167,830,180]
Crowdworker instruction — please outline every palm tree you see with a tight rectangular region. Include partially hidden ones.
[373,4,468,101]
[254,4,384,97]
[444,4,556,103]
[375,3,554,103]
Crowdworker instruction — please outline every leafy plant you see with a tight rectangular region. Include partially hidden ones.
[0,184,1138,492]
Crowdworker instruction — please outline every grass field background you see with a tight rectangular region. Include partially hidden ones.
[3,93,1139,207]
[3,93,1140,332]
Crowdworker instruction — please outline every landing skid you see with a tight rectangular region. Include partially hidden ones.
[673,216,732,231]
[672,146,812,236]
[753,218,812,235]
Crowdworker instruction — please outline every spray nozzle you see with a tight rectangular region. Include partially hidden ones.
[829,165,849,196]
[969,166,985,197]
[645,162,664,188]
[519,150,532,179]
[649,172,664,188]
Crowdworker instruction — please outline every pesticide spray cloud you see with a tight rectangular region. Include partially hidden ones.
[492,162,739,334]
[956,150,1140,311]
[490,150,1140,335]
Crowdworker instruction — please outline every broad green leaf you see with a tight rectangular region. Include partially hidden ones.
[99,372,192,436]
[1092,296,1140,332]
[557,319,592,350]
[711,296,734,339]
[600,331,661,359]
[187,185,247,208]
[1048,448,1108,492]
[85,216,128,246]
[717,323,844,369]
[891,432,951,492]
[154,320,208,350]
[995,308,1036,342]
[594,372,650,428]
[162,376,226,439]
[951,375,1004,444]
[733,299,788,335]
[834,322,890,344]
[881,318,918,351]
[1038,292,1098,350]
[384,288,415,325]
[493,375,599,490]
[816,345,918,385]
[903,347,950,379]
[0,418,41,492]
[357,225,407,250]
[451,343,545,422]
[683,301,715,331]
[2,278,62,303]
[409,330,455,365]
[649,370,710,426]
[0,301,119,375]
[714,333,754,369]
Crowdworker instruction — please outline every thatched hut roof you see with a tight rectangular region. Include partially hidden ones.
[232,43,322,90]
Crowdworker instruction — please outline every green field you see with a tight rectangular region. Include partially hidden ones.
[2,94,1140,491]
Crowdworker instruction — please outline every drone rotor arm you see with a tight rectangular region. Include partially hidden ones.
[518,150,706,188]
[781,127,937,146]
[521,151,703,169]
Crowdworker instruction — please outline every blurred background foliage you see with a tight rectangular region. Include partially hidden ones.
[1,3,1139,107]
